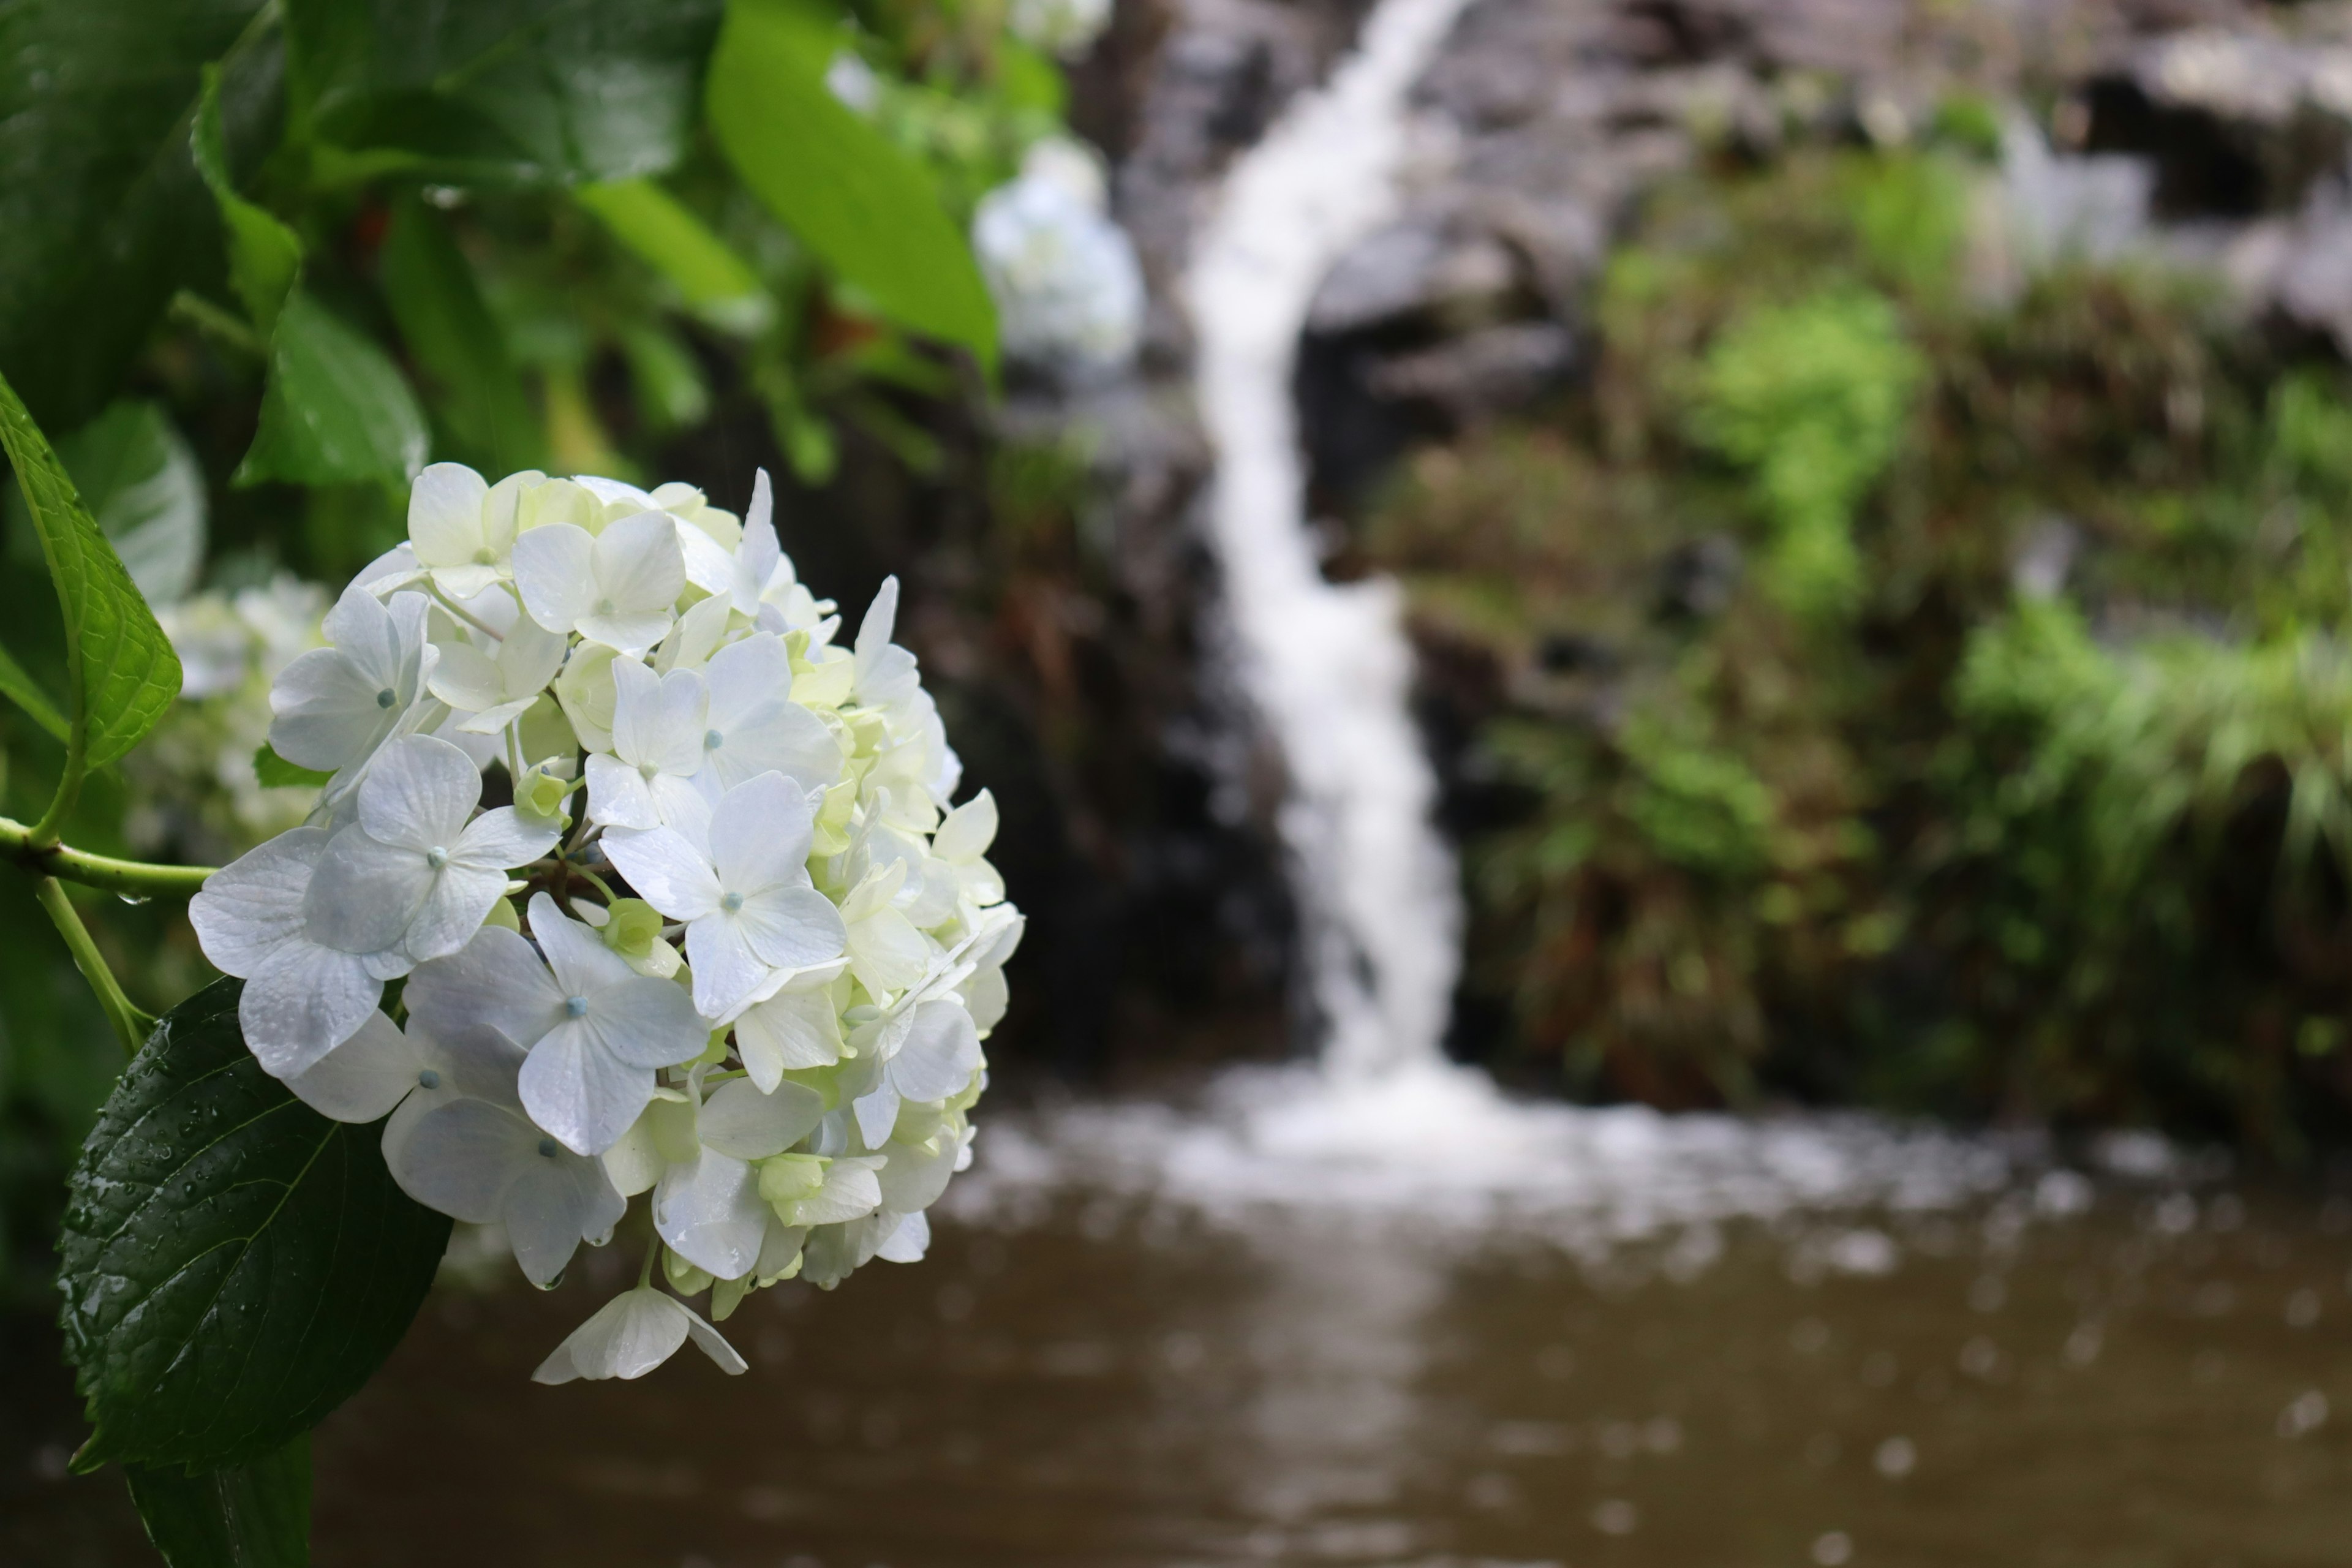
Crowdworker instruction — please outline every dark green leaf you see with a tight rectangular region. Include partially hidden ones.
[576,179,771,333]
[235,292,429,489]
[286,0,723,188]
[192,64,301,336]
[58,978,452,1472]
[251,743,331,790]
[0,0,279,429]
[125,1435,311,1568]
[708,0,997,371]
[380,198,544,473]
[0,368,183,767]
[0,638,70,742]
[617,322,712,431]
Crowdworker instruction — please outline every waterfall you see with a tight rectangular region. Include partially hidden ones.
[1184,0,1474,1080]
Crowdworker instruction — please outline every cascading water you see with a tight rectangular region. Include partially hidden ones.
[956,0,2019,1230]
[1183,0,1474,1083]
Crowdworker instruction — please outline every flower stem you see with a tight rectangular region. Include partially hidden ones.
[0,815,213,896]
[569,862,617,903]
[35,876,153,1055]
[638,1232,660,1289]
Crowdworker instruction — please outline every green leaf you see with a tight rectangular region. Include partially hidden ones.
[58,977,452,1472]
[235,292,429,489]
[251,743,331,790]
[708,0,997,371]
[285,0,724,188]
[0,368,183,767]
[576,179,772,333]
[51,400,209,606]
[124,1436,311,1568]
[0,0,279,429]
[379,198,545,473]
[192,64,302,336]
[0,638,70,742]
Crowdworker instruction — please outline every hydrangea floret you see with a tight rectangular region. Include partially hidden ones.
[189,465,1018,1382]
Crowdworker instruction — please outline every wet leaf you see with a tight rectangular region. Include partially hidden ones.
[58,978,451,1472]
[124,1435,310,1568]
[235,292,428,489]
[380,197,544,473]
[192,64,301,336]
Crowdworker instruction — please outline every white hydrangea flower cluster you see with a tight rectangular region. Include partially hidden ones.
[973,138,1146,375]
[188,464,1019,1382]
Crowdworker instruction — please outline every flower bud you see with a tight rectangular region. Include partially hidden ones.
[758,1152,828,1212]
[515,762,573,826]
[600,897,666,959]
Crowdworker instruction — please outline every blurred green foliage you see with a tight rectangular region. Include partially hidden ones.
[1371,134,2352,1151]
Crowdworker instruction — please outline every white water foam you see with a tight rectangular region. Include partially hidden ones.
[1185,0,1471,1079]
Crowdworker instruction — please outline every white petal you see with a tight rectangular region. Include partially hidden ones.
[282,1009,421,1123]
[846,904,930,997]
[675,517,737,596]
[429,642,508,714]
[592,511,688,612]
[356,734,481,852]
[267,645,394,771]
[888,998,982,1104]
[602,827,722,921]
[405,925,570,1051]
[851,1082,902,1149]
[499,614,569,696]
[192,827,327,977]
[532,1287,691,1384]
[600,1109,667,1197]
[386,1098,534,1224]
[527,891,643,997]
[874,1209,930,1264]
[933,790,1000,862]
[679,1302,748,1374]
[684,916,770,1019]
[517,1018,659,1156]
[238,941,383,1078]
[698,1078,826,1160]
[876,1131,960,1213]
[513,523,599,632]
[797,1156,884,1226]
[653,1148,766,1278]
[503,1141,626,1287]
[611,657,707,775]
[733,989,845,1090]
[586,752,662,831]
[408,462,491,568]
[708,771,816,894]
[576,611,674,658]
[734,885,848,971]
[401,863,508,964]
[453,805,561,873]
[580,975,709,1070]
[304,827,433,956]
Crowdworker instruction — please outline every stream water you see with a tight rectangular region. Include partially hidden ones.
[10,1118,2352,1567]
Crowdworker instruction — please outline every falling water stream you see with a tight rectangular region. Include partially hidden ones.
[1184,0,1471,1085]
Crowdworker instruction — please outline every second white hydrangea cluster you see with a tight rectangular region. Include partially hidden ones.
[973,139,1146,375]
[189,464,1019,1382]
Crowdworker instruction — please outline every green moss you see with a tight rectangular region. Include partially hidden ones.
[1365,141,2352,1149]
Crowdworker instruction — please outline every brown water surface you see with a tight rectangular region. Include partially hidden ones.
[9,1116,2352,1567]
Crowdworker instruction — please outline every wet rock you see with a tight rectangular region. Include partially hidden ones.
[1363,321,1576,422]
[1307,219,1521,335]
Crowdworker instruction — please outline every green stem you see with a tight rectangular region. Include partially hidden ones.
[168,290,265,360]
[638,1233,660,1289]
[36,877,153,1055]
[27,718,87,850]
[0,815,213,896]
[568,863,617,904]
